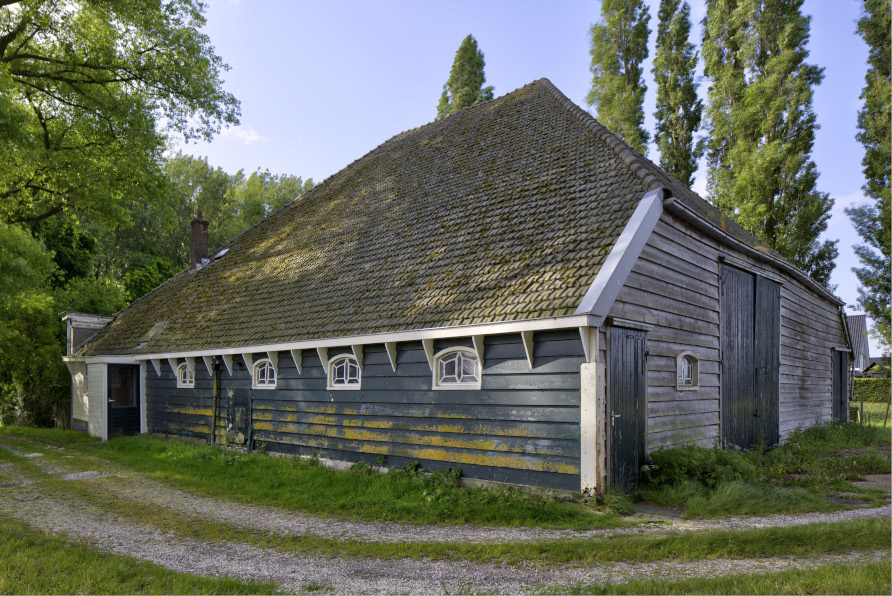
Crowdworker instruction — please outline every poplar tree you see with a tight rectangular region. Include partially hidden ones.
[702,0,837,286]
[436,35,494,120]
[652,0,703,187]
[846,0,891,350]
[587,0,651,154]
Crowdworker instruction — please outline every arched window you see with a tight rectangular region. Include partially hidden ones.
[676,351,699,390]
[328,355,360,389]
[253,359,276,389]
[434,348,481,389]
[176,362,194,388]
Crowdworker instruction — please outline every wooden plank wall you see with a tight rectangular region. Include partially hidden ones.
[606,211,848,451]
[144,330,584,490]
[145,363,215,439]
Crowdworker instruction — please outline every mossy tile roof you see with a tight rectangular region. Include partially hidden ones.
[82,79,683,356]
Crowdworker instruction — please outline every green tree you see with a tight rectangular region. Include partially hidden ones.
[702,0,837,286]
[0,0,240,229]
[93,154,313,301]
[226,170,314,232]
[0,221,59,425]
[652,0,703,187]
[436,35,494,120]
[847,0,891,351]
[587,0,651,154]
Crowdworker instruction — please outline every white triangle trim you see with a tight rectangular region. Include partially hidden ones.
[290,349,302,374]
[385,342,398,372]
[521,331,535,369]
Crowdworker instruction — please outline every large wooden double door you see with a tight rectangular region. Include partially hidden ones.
[720,265,780,448]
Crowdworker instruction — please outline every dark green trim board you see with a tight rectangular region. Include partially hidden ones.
[609,327,647,492]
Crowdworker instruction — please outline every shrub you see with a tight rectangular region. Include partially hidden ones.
[853,378,891,403]
[642,444,758,489]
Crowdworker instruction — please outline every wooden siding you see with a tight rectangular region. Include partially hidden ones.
[146,364,215,439]
[145,330,584,490]
[606,211,848,452]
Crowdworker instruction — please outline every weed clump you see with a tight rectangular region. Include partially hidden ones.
[642,445,757,489]
[635,423,891,518]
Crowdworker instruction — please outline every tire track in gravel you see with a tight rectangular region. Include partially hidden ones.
[2,438,890,546]
[0,461,888,595]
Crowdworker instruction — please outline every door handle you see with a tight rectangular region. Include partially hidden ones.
[611,412,621,427]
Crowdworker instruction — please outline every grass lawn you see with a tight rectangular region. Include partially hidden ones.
[0,514,279,595]
[634,422,891,518]
[1,439,889,566]
[2,422,889,523]
[0,426,621,529]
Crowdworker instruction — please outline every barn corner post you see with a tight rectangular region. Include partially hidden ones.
[579,326,606,494]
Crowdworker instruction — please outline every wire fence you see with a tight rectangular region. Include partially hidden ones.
[853,401,891,427]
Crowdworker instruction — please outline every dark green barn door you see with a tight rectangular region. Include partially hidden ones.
[831,350,848,423]
[721,265,780,448]
[108,364,140,435]
[609,327,646,492]
[754,276,780,444]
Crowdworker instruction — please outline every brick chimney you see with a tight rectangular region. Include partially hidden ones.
[190,210,209,269]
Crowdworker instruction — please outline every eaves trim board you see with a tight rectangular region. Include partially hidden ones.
[124,313,602,364]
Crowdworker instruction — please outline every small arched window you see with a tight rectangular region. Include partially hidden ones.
[328,356,360,389]
[676,351,699,390]
[176,362,194,388]
[434,348,481,389]
[253,359,276,390]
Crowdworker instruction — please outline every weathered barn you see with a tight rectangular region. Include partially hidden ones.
[62,79,852,492]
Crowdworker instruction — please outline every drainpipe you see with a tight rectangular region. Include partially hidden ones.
[211,357,220,445]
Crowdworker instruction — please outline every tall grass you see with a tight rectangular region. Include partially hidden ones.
[637,423,891,517]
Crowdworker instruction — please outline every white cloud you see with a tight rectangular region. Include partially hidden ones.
[221,125,268,146]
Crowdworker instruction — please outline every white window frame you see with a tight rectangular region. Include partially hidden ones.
[327,355,361,390]
[676,351,699,390]
[433,347,482,390]
[176,362,194,388]
[252,359,277,390]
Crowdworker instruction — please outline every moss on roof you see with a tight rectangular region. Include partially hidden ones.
[80,79,680,355]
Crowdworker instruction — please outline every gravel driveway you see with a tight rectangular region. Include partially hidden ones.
[0,439,889,594]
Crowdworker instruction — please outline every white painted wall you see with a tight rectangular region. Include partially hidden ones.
[86,362,106,439]
[65,361,89,427]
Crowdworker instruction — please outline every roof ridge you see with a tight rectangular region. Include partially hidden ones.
[535,78,663,192]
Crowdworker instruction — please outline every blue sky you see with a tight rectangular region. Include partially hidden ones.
[180,0,883,353]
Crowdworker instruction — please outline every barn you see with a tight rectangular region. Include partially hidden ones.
[62,79,852,493]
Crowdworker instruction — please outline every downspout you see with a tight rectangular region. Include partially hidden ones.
[211,357,220,445]
[840,306,858,423]
[247,386,255,453]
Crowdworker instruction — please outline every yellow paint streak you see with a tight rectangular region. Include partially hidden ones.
[314,417,539,439]
[170,407,212,417]
[253,412,300,423]
[252,423,572,463]
[261,429,578,475]
[304,415,338,426]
